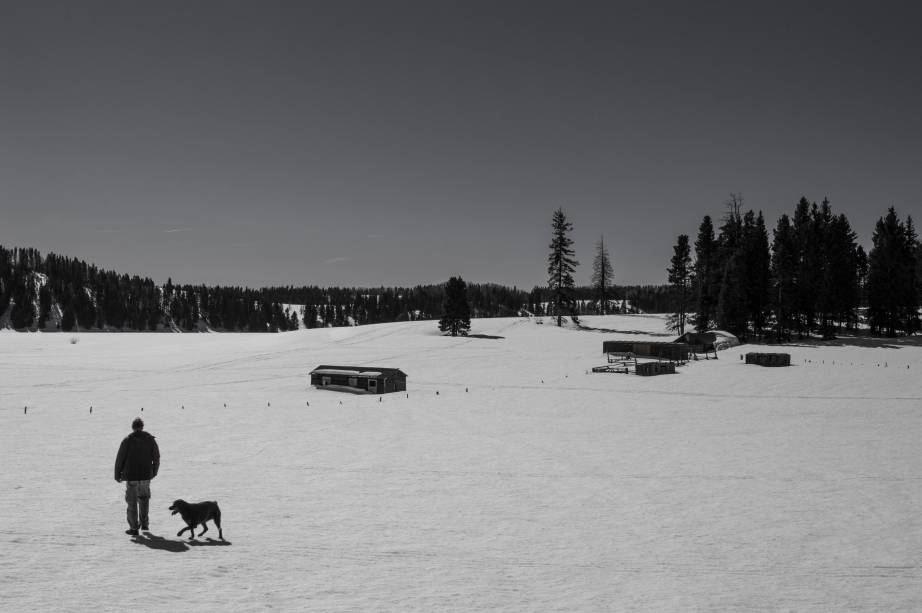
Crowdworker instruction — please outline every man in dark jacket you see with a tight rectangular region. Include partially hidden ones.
[114,417,160,536]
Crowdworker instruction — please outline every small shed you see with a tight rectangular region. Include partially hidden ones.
[309,365,408,394]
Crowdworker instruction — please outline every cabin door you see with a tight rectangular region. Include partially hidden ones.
[367,379,378,393]
[321,376,331,386]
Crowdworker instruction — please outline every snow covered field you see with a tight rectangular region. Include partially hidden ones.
[1,315,920,611]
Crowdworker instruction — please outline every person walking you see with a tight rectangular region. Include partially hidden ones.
[114,417,160,536]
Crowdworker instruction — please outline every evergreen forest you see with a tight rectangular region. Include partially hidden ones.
[670,196,920,340]
[0,244,673,332]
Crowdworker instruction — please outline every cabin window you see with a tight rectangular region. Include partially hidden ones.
[367,379,378,392]
[348,377,358,387]
[321,376,331,386]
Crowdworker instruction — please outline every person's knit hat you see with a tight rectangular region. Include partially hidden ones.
[132,417,144,431]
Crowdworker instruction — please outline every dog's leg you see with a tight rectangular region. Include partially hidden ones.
[214,509,223,540]
[177,525,190,538]
[199,522,209,537]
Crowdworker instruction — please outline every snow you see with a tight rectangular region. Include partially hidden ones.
[310,369,384,377]
[1,314,920,611]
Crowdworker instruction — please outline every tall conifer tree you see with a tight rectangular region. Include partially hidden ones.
[715,195,745,335]
[438,276,471,336]
[547,208,579,326]
[771,214,797,340]
[867,207,916,335]
[693,215,718,331]
[667,234,692,334]
[591,236,614,314]
[743,211,771,338]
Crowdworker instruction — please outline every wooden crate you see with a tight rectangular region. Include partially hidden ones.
[635,361,676,376]
[745,352,791,367]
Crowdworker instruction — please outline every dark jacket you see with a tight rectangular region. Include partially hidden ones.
[114,431,160,482]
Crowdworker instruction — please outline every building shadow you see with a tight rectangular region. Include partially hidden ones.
[131,533,189,552]
[747,333,910,350]
[577,324,674,337]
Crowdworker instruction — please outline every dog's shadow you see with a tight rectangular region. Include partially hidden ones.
[132,534,231,552]
[188,537,231,547]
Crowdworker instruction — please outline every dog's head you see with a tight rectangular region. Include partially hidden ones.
[168,499,187,516]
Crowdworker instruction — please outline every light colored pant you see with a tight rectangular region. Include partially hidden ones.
[125,480,151,530]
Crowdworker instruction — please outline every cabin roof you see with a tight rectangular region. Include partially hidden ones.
[310,365,408,378]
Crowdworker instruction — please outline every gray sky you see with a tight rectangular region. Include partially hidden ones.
[2,1,920,288]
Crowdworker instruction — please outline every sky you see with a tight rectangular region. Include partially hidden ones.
[2,1,921,289]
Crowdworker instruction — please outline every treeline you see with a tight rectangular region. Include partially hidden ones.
[262,283,676,326]
[0,244,676,332]
[668,195,920,340]
[0,246,300,332]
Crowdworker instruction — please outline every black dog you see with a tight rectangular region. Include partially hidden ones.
[168,499,224,540]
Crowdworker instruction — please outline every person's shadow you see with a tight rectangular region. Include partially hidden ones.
[131,533,232,552]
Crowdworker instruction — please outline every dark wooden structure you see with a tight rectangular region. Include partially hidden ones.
[602,340,691,363]
[635,361,676,376]
[594,341,687,375]
[309,365,408,394]
[745,353,791,367]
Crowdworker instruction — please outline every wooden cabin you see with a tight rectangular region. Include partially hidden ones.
[309,365,408,394]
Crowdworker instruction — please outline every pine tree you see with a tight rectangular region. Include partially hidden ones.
[591,236,614,314]
[717,250,748,337]
[715,195,745,335]
[547,208,579,326]
[792,197,820,337]
[74,287,96,330]
[855,245,869,311]
[38,284,52,329]
[771,214,797,340]
[303,304,318,329]
[823,213,860,333]
[743,211,771,338]
[61,302,76,332]
[692,215,718,331]
[906,216,921,334]
[666,234,692,334]
[438,276,471,336]
[867,207,916,336]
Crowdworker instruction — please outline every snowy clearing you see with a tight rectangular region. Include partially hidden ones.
[1,315,921,611]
